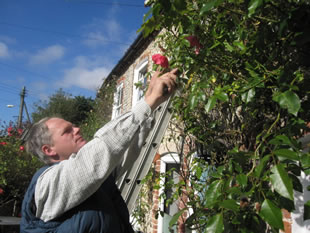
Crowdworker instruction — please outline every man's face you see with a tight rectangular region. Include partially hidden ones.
[45,118,87,161]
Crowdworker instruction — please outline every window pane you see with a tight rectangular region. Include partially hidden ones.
[164,163,180,216]
[137,66,147,101]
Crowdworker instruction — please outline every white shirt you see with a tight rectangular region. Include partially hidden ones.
[34,100,153,222]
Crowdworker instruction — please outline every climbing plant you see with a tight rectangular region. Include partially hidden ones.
[140,0,310,232]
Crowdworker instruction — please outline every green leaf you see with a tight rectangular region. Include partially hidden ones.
[301,153,310,167]
[259,199,284,230]
[233,40,247,53]
[236,174,248,188]
[143,7,153,23]
[304,201,310,221]
[269,135,293,146]
[273,149,299,161]
[189,94,198,109]
[215,91,228,102]
[241,88,255,103]
[270,164,294,200]
[173,0,187,11]
[205,180,222,207]
[254,154,271,178]
[248,0,263,17]
[205,96,217,112]
[273,90,301,116]
[224,41,234,52]
[209,41,221,50]
[205,213,224,233]
[169,208,186,228]
[200,0,224,15]
[220,199,239,211]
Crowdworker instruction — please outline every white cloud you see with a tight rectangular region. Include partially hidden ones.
[83,31,108,48]
[29,45,65,65]
[82,18,123,48]
[0,35,16,44]
[30,81,50,101]
[60,56,110,91]
[0,42,10,58]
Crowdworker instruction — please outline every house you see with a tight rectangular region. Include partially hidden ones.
[98,30,192,233]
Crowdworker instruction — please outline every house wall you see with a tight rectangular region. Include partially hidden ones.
[114,40,159,115]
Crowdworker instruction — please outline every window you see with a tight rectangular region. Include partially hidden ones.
[158,153,180,233]
[112,83,123,119]
[132,59,148,107]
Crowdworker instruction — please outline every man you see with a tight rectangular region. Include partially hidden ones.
[20,68,178,233]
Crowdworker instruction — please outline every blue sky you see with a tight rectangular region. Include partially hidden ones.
[0,0,148,125]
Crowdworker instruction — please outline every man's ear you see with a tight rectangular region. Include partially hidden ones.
[42,145,57,157]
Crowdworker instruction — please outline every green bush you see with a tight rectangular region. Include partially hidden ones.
[0,123,43,216]
[139,0,310,232]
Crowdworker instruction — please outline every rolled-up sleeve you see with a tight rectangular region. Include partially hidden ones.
[35,100,152,222]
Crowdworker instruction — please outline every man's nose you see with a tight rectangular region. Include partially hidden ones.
[74,127,80,134]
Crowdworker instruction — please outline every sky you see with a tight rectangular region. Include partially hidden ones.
[0,0,149,125]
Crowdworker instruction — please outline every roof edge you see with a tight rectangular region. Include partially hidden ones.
[100,30,159,89]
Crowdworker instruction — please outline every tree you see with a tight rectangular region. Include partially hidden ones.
[32,89,94,125]
[139,0,310,232]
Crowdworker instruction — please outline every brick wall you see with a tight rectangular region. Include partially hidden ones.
[281,209,292,233]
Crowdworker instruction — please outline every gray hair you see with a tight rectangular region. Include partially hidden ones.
[25,117,54,164]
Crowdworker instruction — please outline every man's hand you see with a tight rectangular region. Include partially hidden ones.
[145,68,178,111]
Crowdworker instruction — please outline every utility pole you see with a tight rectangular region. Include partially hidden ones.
[17,86,26,128]
[24,101,31,123]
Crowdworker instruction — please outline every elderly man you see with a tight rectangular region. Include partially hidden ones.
[20,68,178,233]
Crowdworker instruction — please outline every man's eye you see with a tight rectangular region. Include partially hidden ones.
[65,128,73,133]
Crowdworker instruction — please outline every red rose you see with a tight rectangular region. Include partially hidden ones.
[152,54,169,68]
[0,188,4,195]
[7,126,13,136]
[18,128,23,135]
[185,36,203,54]
[20,146,25,151]
[0,142,7,145]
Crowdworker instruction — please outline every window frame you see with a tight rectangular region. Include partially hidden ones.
[157,153,180,233]
[112,82,123,119]
[132,59,148,107]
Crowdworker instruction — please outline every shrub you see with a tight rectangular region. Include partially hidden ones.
[0,122,43,216]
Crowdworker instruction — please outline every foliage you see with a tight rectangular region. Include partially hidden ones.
[0,122,43,216]
[81,78,117,140]
[32,88,94,125]
[140,0,310,232]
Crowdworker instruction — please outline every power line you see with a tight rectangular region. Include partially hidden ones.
[0,22,132,46]
[70,1,145,7]
[0,97,19,104]
[67,0,145,7]
[0,81,21,92]
[0,87,20,96]
[0,61,51,80]
[0,63,52,98]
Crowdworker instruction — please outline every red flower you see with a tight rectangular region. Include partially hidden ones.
[18,128,23,135]
[152,54,169,68]
[186,35,203,54]
[0,142,7,145]
[0,188,4,195]
[20,146,25,151]
[7,126,13,136]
